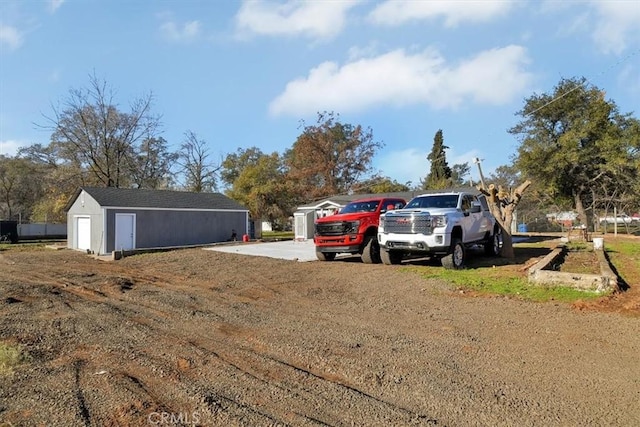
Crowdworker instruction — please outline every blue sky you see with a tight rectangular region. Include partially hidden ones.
[1,0,639,187]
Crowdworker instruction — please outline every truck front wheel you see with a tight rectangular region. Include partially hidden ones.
[316,251,336,261]
[361,235,381,264]
[441,238,465,269]
[380,249,402,265]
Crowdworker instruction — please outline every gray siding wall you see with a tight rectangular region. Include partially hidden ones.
[66,191,104,254]
[105,209,248,253]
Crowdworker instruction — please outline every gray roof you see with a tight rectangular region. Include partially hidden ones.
[302,191,419,208]
[300,187,480,208]
[67,187,248,211]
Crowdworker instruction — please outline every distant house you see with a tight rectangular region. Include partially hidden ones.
[65,187,249,255]
[293,191,421,240]
[546,211,579,228]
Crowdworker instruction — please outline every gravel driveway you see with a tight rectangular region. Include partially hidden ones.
[0,247,638,426]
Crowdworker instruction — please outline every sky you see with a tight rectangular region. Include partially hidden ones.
[1,0,639,188]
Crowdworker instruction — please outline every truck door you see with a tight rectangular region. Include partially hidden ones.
[462,194,484,241]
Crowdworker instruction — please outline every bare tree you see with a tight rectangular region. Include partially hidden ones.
[41,73,161,187]
[128,136,177,189]
[176,131,220,192]
[478,180,531,259]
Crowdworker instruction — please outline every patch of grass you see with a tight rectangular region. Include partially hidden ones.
[605,239,640,287]
[403,265,602,303]
[566,241,589,251]
[608,240,640,256]
[261,231,294,240]
[0,242,48,253]
[0,341,30,374]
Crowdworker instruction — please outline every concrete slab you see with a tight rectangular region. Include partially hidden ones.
[205,240,319,262]
[206,236,536,262]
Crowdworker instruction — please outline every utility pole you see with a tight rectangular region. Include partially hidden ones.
[473,157,486,189]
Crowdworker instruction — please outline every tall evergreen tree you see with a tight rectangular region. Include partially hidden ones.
[422,129,452,189]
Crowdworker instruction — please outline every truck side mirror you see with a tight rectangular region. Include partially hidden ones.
[471,204,482,213]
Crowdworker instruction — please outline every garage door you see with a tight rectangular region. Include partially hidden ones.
[76,217,91,251]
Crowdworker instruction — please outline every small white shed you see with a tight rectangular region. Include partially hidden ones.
[292,191,419,240]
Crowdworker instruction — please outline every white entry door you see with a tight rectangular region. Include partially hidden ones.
[294,213,306,240]
[115,214,135,251]
[76,217,91,251]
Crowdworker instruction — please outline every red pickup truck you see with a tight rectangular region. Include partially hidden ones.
[314,197,406,263]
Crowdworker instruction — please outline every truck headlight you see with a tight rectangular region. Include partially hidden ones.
[344,220,360,233]
[431,215,447,228]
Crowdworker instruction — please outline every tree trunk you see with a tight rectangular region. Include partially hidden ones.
[501,224,514,259]
[501,210,515,259]
[574,190,588,228]
[478,180,531,261]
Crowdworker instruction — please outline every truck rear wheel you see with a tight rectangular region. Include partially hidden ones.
[380,249,402,265]
[484,226,503,256]
[441,238,465,269]
[316,251,336,261]
[361,235,381,264]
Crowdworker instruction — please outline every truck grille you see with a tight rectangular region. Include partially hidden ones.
[382,213,432,235]
[315,221,358,236]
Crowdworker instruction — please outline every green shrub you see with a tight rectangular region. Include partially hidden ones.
[0,342,30,374]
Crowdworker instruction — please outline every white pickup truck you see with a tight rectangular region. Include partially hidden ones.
[378,191,502,269]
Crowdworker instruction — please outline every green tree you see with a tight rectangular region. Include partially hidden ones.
[450,162,471,186]
[222,147,296,227]
[286,111,383,200]
[18,143,85,222]
[422,130,452,190]
[220,146,265,188]
[509,77,640,227]
[353,175,410,193]
[0,155,44,220]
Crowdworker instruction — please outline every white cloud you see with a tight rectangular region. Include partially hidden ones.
[347,42,382,61]
[448,148,482,170]
[0,24,23,51]
[269,45,533,116]
[375,147,428,187]
[369,0,515,27]
[160,20,201,42]
[235,0,362,39]
[618,64,640,95]
[0,140,25,157]
[542,0,640,55]
[590,0,640,55]
[49,0,65,13]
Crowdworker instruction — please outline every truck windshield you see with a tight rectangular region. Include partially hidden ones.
[340,201,380,214]
[405,195,458,209]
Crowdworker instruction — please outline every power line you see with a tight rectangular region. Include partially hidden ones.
[525,47,640,117]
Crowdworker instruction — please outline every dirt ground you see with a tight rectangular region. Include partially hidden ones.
[1,238,639,426]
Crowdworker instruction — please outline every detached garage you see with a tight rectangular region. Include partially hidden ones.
[66,187,249,255]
